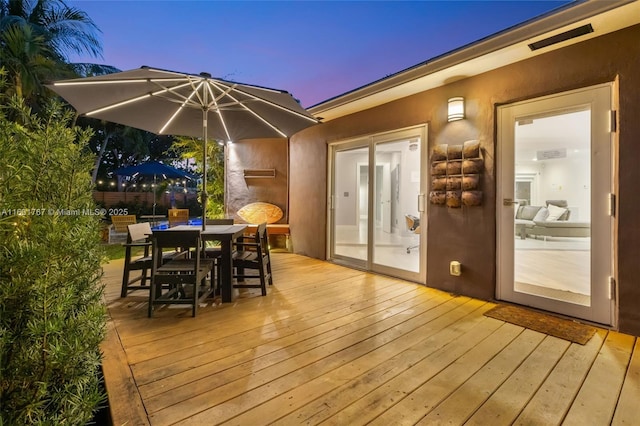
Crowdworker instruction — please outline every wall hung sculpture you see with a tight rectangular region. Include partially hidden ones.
[430,139,483,208]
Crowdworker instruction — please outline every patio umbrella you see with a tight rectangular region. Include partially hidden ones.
[113,161,195,219]
[47,66,319,227]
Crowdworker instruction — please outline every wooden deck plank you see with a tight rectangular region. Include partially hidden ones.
[97,253,640,426]
[113,263,366,342]
[367,322,524,425]
[117,271,392,349]
[514,329,608,425]
[134,282,415,385]
[149,292,463,424]
[123,274,415,367]
[417,329,551,425]
[612,337,640,425]
[135,282,424,397]
[276,301,495,425]
[563,331,635,425]
[465,335,570,425]
[319,317,506,425]
[224,299,490,425]
[100,318,150,426]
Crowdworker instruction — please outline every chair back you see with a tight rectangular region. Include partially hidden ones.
[168,209,189,227]
[405,214,420,233]
[258,223,270,255]
[128,222,152,243]
[153,229,200,251]
[112,215,137,232]
[254,223,269,255]
[149,229,212,317]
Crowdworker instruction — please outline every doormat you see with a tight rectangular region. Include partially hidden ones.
[484,304,597,345]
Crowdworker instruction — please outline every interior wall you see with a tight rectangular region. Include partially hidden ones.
[517,159,590,221]
[289,24,640,334]
[226,138,288,223]
[334,150,367,226]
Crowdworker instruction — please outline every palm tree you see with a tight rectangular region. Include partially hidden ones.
[171,136,226,218]
[0,23,55,98]
[0,0,102,101]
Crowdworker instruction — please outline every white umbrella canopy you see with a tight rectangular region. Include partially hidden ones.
[47,66,319,226]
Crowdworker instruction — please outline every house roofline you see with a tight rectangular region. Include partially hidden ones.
[309,0,638,120]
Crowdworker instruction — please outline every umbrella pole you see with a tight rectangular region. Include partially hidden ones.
[152,173,157,224]
[202,107,208,230]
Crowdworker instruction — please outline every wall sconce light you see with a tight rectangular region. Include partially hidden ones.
[448,97,465,122]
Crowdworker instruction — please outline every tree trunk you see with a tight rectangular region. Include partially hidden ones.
[91,129,114,185]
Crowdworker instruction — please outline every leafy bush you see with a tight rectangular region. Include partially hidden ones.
[0,98,106,424]
[170,136,223,218]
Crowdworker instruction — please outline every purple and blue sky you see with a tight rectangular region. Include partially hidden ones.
[68,1,573,107]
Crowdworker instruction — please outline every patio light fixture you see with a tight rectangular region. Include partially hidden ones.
[448,97,465,122]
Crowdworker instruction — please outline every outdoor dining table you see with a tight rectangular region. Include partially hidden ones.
[158,224,247,303]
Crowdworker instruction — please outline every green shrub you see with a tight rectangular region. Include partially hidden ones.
[0,99,106,424]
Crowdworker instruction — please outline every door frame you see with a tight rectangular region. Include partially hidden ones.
[496,83,616,326]
[327,124,428,284]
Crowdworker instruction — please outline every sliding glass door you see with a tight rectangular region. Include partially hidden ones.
[329,125,427,283]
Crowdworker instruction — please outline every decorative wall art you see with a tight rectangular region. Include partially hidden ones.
[430,139,483,208]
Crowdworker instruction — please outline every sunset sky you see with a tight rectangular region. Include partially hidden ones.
[67,1,573,107]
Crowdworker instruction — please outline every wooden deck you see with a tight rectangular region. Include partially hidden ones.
[100,253,640,426]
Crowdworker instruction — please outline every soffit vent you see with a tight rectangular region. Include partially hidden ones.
[528,23,594,51]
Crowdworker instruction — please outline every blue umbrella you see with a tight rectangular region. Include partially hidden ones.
[114,161,195,218]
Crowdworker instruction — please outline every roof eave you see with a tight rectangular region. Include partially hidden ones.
[309,0,637,120]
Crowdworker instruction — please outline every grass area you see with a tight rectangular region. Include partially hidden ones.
[102,243,125,261]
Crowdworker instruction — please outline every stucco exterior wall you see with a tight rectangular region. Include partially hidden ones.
[289,125,327,258]
[226,138,288,223]
[290,24,640,334]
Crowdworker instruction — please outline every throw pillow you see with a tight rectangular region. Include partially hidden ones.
[520,205,541,220]
[546,204,567,221]
[532,206,549,222]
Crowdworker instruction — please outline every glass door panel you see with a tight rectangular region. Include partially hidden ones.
[373,138,421,273]
[513,109,591,305]
[332,146,369,263]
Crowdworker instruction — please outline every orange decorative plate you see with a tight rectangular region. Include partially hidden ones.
[237,202,283,224]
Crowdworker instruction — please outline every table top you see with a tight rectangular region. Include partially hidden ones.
[167,224,247,239]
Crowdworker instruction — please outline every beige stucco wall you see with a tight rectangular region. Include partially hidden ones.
[226,138,289,223]
[289,24,640,335]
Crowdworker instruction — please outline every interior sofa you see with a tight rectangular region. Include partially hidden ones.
[514,200,590,240]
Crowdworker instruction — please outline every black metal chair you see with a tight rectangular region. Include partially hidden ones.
[232,223,272,296]
[149,230,214,317]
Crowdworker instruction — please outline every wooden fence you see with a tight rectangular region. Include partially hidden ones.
[92,191,197,208]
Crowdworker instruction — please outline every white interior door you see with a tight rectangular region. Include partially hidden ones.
[497,84,614,325]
